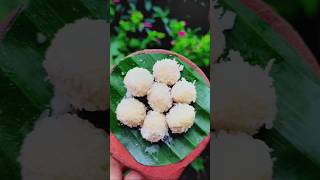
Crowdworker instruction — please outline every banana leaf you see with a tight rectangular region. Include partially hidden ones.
[0,0,106,179]
[110,52,210,166]
[219,0,320,179]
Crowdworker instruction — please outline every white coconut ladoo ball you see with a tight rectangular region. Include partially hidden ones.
[153,58,183,86]
[213,50,277,134]
[147,82,173,113]
[43,19,108,111]
[212,131,273,180]
[141,111,168,143]
[19,114,107,180]
[124,67,154,97]
[171,78,197,104]
[116,98,146,128]
[166,103,196,133]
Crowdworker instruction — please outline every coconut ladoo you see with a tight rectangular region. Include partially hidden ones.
[19,114,107,180]
[153,58,183,86]
[171,78,197,104]
[147,82,173,113]
[212,50,277,134]
[212,131,273,180]
[43,19,108,111]
[141,111,168,143]
[124,67,154,97]
[116,98,146,128]
[166,103,196,133]
[114,54,199,141]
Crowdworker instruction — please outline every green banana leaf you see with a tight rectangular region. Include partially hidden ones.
[110,53,210,166]
[0,0,106,179]
[219,0,320,179]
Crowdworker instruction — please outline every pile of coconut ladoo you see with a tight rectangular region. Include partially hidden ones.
[211,1,276,179]
[18,19,108,180]
[116,58,197,143]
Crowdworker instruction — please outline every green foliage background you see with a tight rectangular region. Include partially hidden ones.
[110,1,210,69]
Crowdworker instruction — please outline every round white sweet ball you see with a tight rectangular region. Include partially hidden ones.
[147,82,173,113]
[153,58,183,86]
[141,111,168,143]
[124,67,154,97]
[213,50,276,134]
[116,98,146,127]
[171,78,197,104]
[19,114,107,180]
[43,19,108,111]
[166,103,196,133]
[212,131,273,180]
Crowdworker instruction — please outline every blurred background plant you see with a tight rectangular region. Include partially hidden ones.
[1,0,318,64]
[110,0,210,70]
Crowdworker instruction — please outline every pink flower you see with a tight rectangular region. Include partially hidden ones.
[143,22,153,29]
[178,31,186,37]
[113,0,120,3]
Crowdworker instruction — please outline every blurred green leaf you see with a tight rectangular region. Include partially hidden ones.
[147,30,165,39]
[110,39,125,67]
[130,11,143,25]
[109,3,115,21]
[172,30,210,68]
[191,157,205,172]
[0,0,24,21]
[129,38,140,48]
[119,20,133,31]
[153,6,169,18]
[298,0,319,16]
[144,0,152,11]
[169,19,186,36]
[265,0,320,19]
